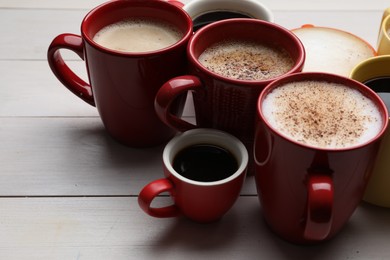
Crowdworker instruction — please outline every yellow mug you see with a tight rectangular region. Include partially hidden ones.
[377,7,390,55]
[350,55,390,207]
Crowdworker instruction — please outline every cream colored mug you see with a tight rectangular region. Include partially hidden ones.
[377,7,390,55]
[292,25,375,77]
[350,55,390,207]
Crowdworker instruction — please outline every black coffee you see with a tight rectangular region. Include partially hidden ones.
[363,76,390,111]
[193,11,251,31]
[173,144,238,182]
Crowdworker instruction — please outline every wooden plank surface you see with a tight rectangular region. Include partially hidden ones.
[1,0,390,258]
[1,117,250,196]
[0,9,383,61]
[0,197,390,260]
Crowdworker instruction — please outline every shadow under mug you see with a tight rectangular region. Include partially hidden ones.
[154,18,305,173]
[138,128,248,223]
[47,0,193,147]
[350,55,390,207]
[254,72,388,244]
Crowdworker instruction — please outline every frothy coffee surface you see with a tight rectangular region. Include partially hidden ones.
[93,19,182,53]
[262,81,383,148]
[198,40,294,81]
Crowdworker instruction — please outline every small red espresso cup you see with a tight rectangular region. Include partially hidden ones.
[138,128,248,223]
[47,0,193,147]
[254,72,389,243]
[154,18,305,172]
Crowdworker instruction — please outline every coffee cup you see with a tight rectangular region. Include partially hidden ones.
[154,18,305,173]
[181,0,274,31]
[292,25,375,77]
[350,55,390,207]
[377,7,390,55]
[47,0,193,147]
[138,128,248,223]
[254,72,388,243]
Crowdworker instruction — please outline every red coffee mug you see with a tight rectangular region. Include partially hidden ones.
[254,72,389,244]
[138,128,248,223]
[47,0,193,147]
[154,18,305,172]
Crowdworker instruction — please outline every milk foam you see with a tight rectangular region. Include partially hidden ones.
[93,19,182,53]
[198,40,294,81]
[262,81,383,148]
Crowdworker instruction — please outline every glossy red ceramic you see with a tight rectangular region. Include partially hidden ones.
[254,72,389,244]
[154,18,305,171]
[47,0,193,147]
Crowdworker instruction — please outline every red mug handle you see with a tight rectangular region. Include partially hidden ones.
[138,178,180,218]
[304,174,334,241]
[47,33,95,106]
[155,75,202,132]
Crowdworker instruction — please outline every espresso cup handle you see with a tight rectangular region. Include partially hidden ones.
[47,33,95,106]
[138,178,180,218]
[155,75,202,132]
[304,174,333,241]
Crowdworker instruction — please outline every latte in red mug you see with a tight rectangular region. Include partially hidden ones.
[93,19,183,53]
[47,0,193,147]
[262,80,383,148]
[255,73,389,244]
[154,18,305,174]
[198,40,294,81]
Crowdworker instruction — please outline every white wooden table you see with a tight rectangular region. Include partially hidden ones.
[1,0,390,259]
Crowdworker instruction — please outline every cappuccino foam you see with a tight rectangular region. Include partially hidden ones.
[93,19,182,53]
[262,81,383,148]
[198,40,294,81]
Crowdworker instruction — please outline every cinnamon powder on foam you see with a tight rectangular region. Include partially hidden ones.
[198,40,294,81]
[262,81,383,148]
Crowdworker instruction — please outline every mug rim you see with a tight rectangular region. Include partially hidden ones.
[257,72,389,152]
[163,128,248,186]
[183,0,274,22]
[187,18,306,87]
[350,55,390,82]
[381,14,390,42]
[80,0,193,57]
[292,24,377,56]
